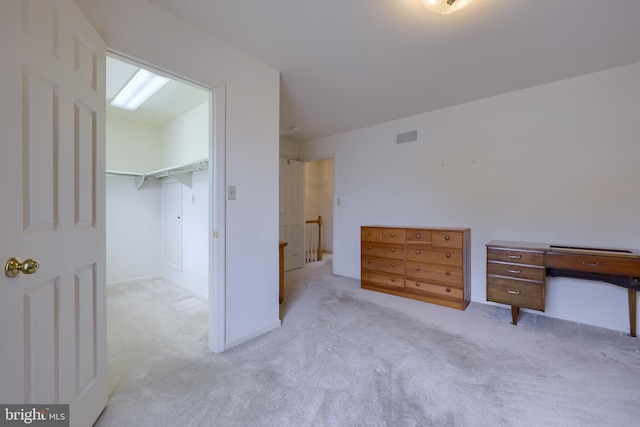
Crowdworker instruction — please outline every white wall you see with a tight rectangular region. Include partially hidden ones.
[106,175,162,283]
[300,62,640,334]
[106,114,164,172]
[280,137,300,161]
[76,0,281,348]
[163,101,209,166]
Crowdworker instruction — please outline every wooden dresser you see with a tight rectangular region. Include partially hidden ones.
[486,240,640,336]
[361,226,471,310]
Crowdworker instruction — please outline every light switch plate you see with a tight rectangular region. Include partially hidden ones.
[227,185,236,200]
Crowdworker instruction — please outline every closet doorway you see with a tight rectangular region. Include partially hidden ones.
[105,53,219,347]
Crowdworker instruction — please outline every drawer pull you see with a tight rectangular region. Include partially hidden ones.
[415,266,421,271]
[444,235,450,241]
[582,260,600,267]
[367,259,372,264]
[446,253,451,258]
[415,282,420,287]
[446,287,451,293]
[368,245,372,249]
[368,274,372,278]
[391,232,395,237]
[446,270,451,275]
[507,268,521,274]
[416,234,421,239]
[415,250,421,255]
[391,263,396,267]
[507,254,522,259]
[506,289,521,295]
[368,232,372,236]
[391,248,396,252]
[391,278,396,283]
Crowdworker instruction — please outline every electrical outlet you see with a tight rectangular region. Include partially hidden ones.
[228,185,236,200]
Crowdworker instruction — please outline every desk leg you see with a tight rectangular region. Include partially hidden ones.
[629,289,637,338]
[511,306,520,326]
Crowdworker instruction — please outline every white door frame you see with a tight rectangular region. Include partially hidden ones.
[106,49,227,353]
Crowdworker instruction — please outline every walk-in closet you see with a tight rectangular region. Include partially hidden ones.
[105,55,211,298]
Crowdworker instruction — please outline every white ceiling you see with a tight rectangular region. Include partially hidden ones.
[145,0,640,142]
[106,55,209,125]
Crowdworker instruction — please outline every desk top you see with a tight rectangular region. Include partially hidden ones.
[487,240,640,259]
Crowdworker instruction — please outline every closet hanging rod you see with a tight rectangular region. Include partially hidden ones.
[107,159,209,190]
[106,170,144,177]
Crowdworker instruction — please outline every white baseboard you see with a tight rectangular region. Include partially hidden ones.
[224,320,282,350]
[107,275,162,286]
[163,277,208,301]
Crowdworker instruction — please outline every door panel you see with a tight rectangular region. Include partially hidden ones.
[0,1,107,426]
[279,158,305,270]
[23,66,57,233]
[164,181,184,269]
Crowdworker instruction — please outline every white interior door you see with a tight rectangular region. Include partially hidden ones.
[0,1,107,426]
[164,180,184,270]
[279,158,305,270]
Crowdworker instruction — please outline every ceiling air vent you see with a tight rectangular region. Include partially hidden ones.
[396,130,418,144]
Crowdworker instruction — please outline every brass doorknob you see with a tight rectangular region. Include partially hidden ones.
[5,257,40,278]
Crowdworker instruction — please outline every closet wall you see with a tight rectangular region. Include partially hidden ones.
[106,100,210,299]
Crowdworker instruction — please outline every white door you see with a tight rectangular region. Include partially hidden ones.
[164,181,183,270]
[279,158,305,270]
[0,1,107,426]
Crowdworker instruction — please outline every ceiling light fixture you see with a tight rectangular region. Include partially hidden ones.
[111,68,170,111]
[422,0,475,15]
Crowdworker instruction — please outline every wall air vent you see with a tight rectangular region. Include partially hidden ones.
[396,130,418,144]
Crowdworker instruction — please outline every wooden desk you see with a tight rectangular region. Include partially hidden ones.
[279,242,288,303]
[486,240,640,337]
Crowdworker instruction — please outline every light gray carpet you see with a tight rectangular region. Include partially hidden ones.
[96,259,640,427]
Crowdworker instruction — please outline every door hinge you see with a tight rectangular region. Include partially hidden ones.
[213,231,219,239]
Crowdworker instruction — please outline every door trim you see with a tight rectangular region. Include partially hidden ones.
[105,49,227,353]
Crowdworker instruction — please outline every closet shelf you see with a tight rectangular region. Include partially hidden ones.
[106,158,208,190]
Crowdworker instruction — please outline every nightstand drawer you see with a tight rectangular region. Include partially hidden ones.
[487,247,545,266]
[487,261,545,282]
[487,276,544,311]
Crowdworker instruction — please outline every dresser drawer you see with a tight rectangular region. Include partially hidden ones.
[433,231,463,249]
[486,276,544,311]
[406,247,462,266]
[487,247,545,266]
[546,252,640,276]
[406,229,432,244]
[362,257,404,275]
[406,261,462,285]
[487,261,545,282]
[361,268,405,289]
[361,242,404,260]
[406,280,463,299]
[382,228,405,244]
[361,227,381,242]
